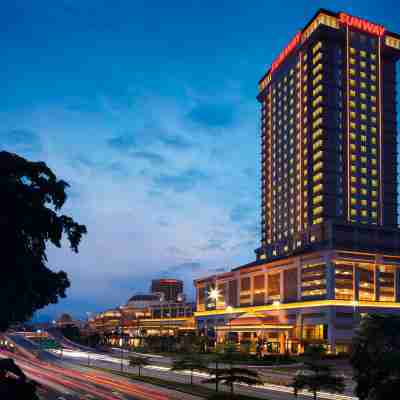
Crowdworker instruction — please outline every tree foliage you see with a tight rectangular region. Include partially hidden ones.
[350,314,400,400]
[292,361,345,400]
[0,151,87,331]
[172,354,208,385]
[0,358,40,399]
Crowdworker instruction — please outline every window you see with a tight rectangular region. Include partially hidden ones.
[313,41,322,53]
[313,206,323,215]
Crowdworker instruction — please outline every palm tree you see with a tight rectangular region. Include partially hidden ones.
[171,354,207,385]
[203,366,263,397]
[292,361,345,400]
[128,356,149,377]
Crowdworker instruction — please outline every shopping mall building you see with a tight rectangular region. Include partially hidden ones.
[194,9,400,354]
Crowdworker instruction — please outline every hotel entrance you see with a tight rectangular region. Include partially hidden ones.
[215,313,297,354]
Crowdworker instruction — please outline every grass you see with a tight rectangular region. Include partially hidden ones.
[92,366,268,400]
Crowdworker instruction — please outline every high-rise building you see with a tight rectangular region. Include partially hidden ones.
[151,279,184,302]
[256,9,400,260]
[194,10,400,354]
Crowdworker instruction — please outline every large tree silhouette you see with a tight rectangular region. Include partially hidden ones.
[0,151,87,331]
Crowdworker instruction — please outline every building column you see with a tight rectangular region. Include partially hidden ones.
[327,307,336,354]
[279,333,286,354]
[354,264,360,301]
[280,271,284,302]
[296,313,304,353]
[375,267,381,301]
[395,268,400,302]
[296,258,302,301]
[325,261,335,300]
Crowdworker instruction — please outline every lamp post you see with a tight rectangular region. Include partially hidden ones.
[208,287,221,347]
[226,306,233,344]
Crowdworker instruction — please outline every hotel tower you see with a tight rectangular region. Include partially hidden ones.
[194,9,400,354]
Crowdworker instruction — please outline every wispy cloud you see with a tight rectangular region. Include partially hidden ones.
[2,84,259,318]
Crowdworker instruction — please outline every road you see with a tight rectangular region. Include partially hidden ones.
[4,335,200,400]
[50,348,357,400]
[9,332,358,400]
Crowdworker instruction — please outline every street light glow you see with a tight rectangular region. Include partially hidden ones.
[208,288,220,301]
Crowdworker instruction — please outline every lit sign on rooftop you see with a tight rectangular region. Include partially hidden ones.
[271,32,301,74]
[339,12,385,36]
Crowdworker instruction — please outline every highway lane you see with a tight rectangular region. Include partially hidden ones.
[53,348,358,400]
[0,348,189,400]
[9,332,357,400]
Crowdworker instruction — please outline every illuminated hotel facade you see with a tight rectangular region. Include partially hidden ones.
[194,9,400,354]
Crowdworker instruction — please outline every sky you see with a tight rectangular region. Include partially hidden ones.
[1,0,399,320]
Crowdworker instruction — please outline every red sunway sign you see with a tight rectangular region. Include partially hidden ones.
[271,32,301,74]
[339,12,385,36]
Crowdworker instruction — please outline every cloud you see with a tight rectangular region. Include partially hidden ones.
[159,134,192,149]
[131,151,166,165]
[188,103,234,128]
[107,134,137,150]
[200,239,225,251]
[153,168,209,193]
[1,129,42,155]
[2,84,259,317]
[230,205,253,223]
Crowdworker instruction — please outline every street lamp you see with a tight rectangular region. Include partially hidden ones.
[226,306,234,344]
[208,288,220,308]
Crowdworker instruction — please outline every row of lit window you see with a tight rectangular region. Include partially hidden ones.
[349,122,377,133]
[349,68,376,81]
[349,90,377,103]
[350,79,376,92]
[350,47,377,60]
[350,209,377,218]
[350,113,377,124]
[350,144,377,155]
[350,176,378,186]
[349,101,377,113]
[350,187,378,196]
[351,198,377,207]
[349,58,376,70]
[351,164,377,175]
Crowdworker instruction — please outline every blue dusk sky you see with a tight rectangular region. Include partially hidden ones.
[1,1,399,319]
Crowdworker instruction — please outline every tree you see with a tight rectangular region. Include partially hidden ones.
[128,356,150,377]
[0,358,40,399]
[292,361,344,400]
[350,314,400,400]
[0,151,87,331]
[203,366,263,397]
[171,354,208,385]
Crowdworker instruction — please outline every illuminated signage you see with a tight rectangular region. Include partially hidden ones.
[339,12,385,36]
[271,32,301,74]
